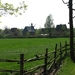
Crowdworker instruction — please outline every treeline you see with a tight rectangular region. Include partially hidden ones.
[0,27,73,38]
[0,28,23,38]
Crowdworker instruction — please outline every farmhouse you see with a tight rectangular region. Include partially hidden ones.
[56,24,67,31]
[54,24,68,36]
[22,23,36,36]
[10,28,19,37]
[39,24,68,37]
[10,28,17,32]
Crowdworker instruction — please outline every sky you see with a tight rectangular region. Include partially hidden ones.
[0,0,74,29]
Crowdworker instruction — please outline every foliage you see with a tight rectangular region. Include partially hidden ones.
[35,29,41,37]
[0,28,70,38]
[44,14,54,28]
[0,0,27,16]
[44,14,55,37]
[62,31,70,37]
[26,31,30,37]
[0,27,23,38]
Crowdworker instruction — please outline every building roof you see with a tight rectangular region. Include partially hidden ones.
[25,26,35,32]
[56,24,67,31]
[22,25,36,35]
[10,28,17,32]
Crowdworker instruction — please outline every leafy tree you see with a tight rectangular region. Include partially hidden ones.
[0,28,2,32]
[35,29,42,37]
[17,29,23,37]
[3,26,10,34]
[0,29,3,38]
[26,31,30,37]
[13,29,23,37]
[0,0,27,16]
[3,26,10,37]
[44,14,55,37]
[0,1,27,37]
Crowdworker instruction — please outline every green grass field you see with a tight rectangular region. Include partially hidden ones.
[0,38,73,75]
[56,57,75,75]
[0,38,70,59]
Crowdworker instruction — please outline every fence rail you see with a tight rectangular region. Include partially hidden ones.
[0,41,70,75]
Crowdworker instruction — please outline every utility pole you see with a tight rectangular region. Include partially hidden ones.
[69,0,75,61]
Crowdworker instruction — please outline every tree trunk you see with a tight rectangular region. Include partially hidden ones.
[69,0,75,61]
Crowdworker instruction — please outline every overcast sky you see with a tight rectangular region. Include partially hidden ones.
[0,0,74,29]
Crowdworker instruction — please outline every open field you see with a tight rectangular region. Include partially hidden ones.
[0,38,70,74]
[0,38,70,59]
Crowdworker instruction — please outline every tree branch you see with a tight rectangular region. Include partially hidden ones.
[72,9,75,11]
[73,16,75,18]
[62,0,68,4]
[68,16,75,24]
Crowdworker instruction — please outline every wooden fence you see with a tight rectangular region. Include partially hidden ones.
[0,41,70,75]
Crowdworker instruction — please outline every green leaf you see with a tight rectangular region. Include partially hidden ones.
[9,12,14,15]
[19,13,22,15]
[0,0,27,16]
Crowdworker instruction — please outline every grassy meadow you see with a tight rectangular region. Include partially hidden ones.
[56,57,75,75]
[0,38,72,74]
[0,38,69,59]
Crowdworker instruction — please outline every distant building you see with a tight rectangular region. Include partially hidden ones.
[10,28,17,32]
[55,24,68,36]
[22,23,36,36]
[10,28,19,37]
[40,24,68,37]
[56,24,67,31]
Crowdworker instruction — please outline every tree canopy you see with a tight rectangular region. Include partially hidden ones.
[44,14,55,37]
[44,14,54,28]
[0,0,27,16]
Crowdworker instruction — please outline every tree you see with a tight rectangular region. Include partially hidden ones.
[0,0,27,16]
[26,31,30,37]
[35,29,40,37]
[44,14,54,37]
[0,28,3,38]
[62,0,75,61]
[3,26,10,34]
[0,1,27,37]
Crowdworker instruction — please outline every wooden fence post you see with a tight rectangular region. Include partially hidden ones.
[60,42,62,65]
[20,54,24,75]
[54,44,57,68]
[44,48,48,75]
[65,41,67,55]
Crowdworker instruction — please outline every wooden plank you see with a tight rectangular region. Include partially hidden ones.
[0,69,20,72]
[0,59,19,62]
[54,44,57,68]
